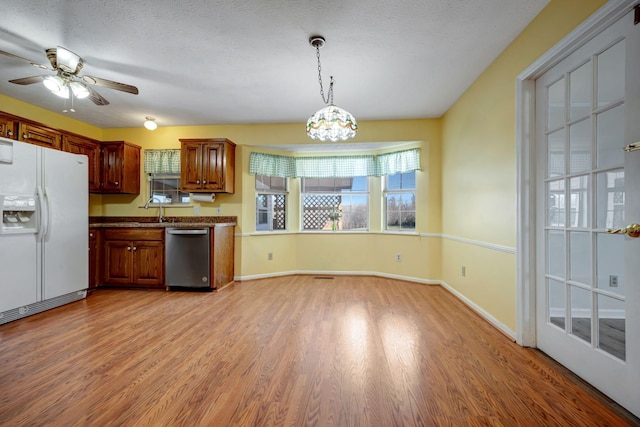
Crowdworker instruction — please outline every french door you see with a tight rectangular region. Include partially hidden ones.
[535,8,639,417]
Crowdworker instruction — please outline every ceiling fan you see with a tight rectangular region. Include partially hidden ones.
[0,46,138,106]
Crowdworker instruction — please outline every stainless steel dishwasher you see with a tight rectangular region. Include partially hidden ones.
[165,227,210,290]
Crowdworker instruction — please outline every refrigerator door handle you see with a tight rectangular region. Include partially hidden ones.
[36,186,47,240]
[43,186,52,241]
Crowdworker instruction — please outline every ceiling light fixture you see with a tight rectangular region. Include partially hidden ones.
[144,116,158,131]
[43,75,69,98]
[306,36,357,142]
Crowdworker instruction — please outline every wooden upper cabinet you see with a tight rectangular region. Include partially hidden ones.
[62,134,101,192]
[101,141,141,194]
[18,122,61,149]
[179,138,235,193]
[0,114,17,139]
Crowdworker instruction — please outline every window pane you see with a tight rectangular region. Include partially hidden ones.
[548,278,566,330]
[596,233,625,294]
[547,129,565,178]
[386,171,416,190]
[385,193,416,230]
[256,194,286,231]
[569,118,591,174]
[547,230,565,279]
[596,104,624,169]
[148,174,189,205]
[256,175,287,191]
[547,179,565,227]
[597,40,625,108]
[597,294,625,360]
[570,286,591,344]
[596,170,624,230]
[569,231,591,285]
[569,61,592,120]
[548,78,565,130]
[302,177,367,193]
[569,175,589,228]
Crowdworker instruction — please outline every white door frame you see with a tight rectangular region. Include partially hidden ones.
[515,0,638,347]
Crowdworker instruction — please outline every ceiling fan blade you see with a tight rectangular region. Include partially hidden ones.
[0,49,49,69]
[9,75,46,85]
[84,85,110,106]
[82,75,139,95]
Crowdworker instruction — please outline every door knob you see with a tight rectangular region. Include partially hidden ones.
[607,224,640,238]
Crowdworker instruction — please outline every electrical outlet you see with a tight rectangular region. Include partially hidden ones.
[609,275,618,287]
[462,266,466,277]
[396,253,401,262]
[268,252,273,261]
[193,205,200,216]
[216,207,221,215]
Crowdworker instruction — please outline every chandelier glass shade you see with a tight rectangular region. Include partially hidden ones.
[306,105,357,142]
[306,35,357,142]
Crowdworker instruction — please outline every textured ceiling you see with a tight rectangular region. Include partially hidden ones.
[0,0,549,129]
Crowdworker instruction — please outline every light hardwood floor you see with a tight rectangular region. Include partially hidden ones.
[0,276,637,426]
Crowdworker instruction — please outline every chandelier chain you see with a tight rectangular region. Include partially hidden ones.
[315,46,334,105]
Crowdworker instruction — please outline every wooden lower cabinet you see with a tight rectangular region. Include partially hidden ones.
[89,228,99,289]
[102,228,164,288]
[210,225,235,289]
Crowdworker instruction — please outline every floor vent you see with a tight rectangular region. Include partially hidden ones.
[314,276,334,280]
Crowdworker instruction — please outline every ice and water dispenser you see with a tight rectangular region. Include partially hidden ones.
[0,195,37,234]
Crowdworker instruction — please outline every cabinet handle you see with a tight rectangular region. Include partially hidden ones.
[89,233,94,237]
[203,179,207,184]
[7,131,13,136]
[115,181,119,186]
[196,179,200,184]
[127,246,131,251]
[133,246,137,251]
[23,133,28,139]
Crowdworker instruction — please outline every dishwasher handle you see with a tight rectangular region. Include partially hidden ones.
[167,228,209,235]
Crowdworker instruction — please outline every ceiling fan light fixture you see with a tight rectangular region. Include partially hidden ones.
[69,81,90,99]
[144,116,158,131]
[43,75,70,98]
[306,35,357,142]
[43,75,63,92]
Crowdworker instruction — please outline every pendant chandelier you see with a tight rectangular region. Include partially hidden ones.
[306,36,357,142]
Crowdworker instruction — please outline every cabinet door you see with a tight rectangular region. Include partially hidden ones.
[104,240,132,285]
[0,115,17,139]
[202,143,225,191]
[63,135,101,192]
[18,122,61,149]
[180,142,203,190]
[101,143,123,192]
[132,241,164,287]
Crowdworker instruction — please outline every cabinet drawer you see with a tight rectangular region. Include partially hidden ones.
[104,228,164,241]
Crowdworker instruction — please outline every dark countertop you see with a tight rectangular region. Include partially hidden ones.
[89,216,236,228]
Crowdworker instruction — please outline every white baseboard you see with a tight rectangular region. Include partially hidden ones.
[437,280,516,340]
[234,271,516,340]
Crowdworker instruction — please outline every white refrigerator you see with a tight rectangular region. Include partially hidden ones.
[0,137,88,321]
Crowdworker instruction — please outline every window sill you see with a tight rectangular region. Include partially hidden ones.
[248,230,421,236]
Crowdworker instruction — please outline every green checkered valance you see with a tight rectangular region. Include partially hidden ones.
[295,155,375,178]
[375,148,421,176]
[144,149,181,174]
[249,148,420,178]
[249,152,296,177]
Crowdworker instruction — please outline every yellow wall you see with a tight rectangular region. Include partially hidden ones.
[440,0,607,330]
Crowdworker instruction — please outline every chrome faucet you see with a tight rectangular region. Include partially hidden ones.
[144,197,166,222]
